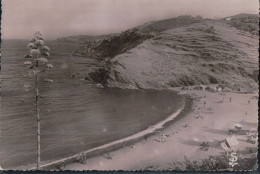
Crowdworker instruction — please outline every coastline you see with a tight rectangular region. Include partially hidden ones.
[26,91,190,170]
[62,89,258,171]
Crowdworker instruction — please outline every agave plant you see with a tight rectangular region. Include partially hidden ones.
[24,31,54,170]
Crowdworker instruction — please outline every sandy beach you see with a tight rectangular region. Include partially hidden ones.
[56,89,258,171]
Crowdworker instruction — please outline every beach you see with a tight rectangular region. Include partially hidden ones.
[62,89,258,170]
[1,1,259,171]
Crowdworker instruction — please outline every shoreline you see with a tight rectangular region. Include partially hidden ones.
[27,92,191,170]
[63,89,258,171]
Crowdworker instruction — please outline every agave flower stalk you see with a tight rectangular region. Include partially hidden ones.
[24,31,53,170]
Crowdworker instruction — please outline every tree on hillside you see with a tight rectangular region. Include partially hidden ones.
[24,31,53,170]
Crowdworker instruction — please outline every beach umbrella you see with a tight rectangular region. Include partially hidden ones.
[30,49,41,57]
[46,64,54,69]
[24,61,32,66]
[42,46,50,52]
[37,57,48,64]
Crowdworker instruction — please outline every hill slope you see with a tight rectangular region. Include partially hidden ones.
[59,16,201,58]
[60,15,258,92]
[96,20,258,91]
[224,13,259,35]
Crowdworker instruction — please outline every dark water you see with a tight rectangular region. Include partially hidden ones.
[0,40,184,169]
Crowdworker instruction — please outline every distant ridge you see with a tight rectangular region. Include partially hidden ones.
[60,15,202,58]
[57,33,118,43]
[57,15,201,45]
[224,13,259,19]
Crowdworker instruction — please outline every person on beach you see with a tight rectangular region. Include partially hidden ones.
[230,97,232,102]
[240,112,248,123]
[248,99,251,104]
[184,123,189,128]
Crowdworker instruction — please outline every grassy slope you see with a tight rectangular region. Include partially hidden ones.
[225,14,259,35]
[58,16,201,59]
[107,19,258,91]
[57,15,258,92]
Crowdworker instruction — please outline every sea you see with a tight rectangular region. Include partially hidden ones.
[0,40,184,169]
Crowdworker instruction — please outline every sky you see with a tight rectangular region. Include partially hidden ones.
[2,0,259,39]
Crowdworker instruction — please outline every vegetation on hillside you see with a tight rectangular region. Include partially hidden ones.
[227,14,259,35]
[143,152,257,171]
[77,29,153,59]
[58,14,258,91]
[57,33,118,44]
[58,16,201,59]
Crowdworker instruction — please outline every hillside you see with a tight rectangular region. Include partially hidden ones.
[59,16,201,58]
[224,13,259,35]
[59,15,259,92]
[57,33,118,43]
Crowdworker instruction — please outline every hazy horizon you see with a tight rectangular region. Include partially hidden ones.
[2,0,259,40]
